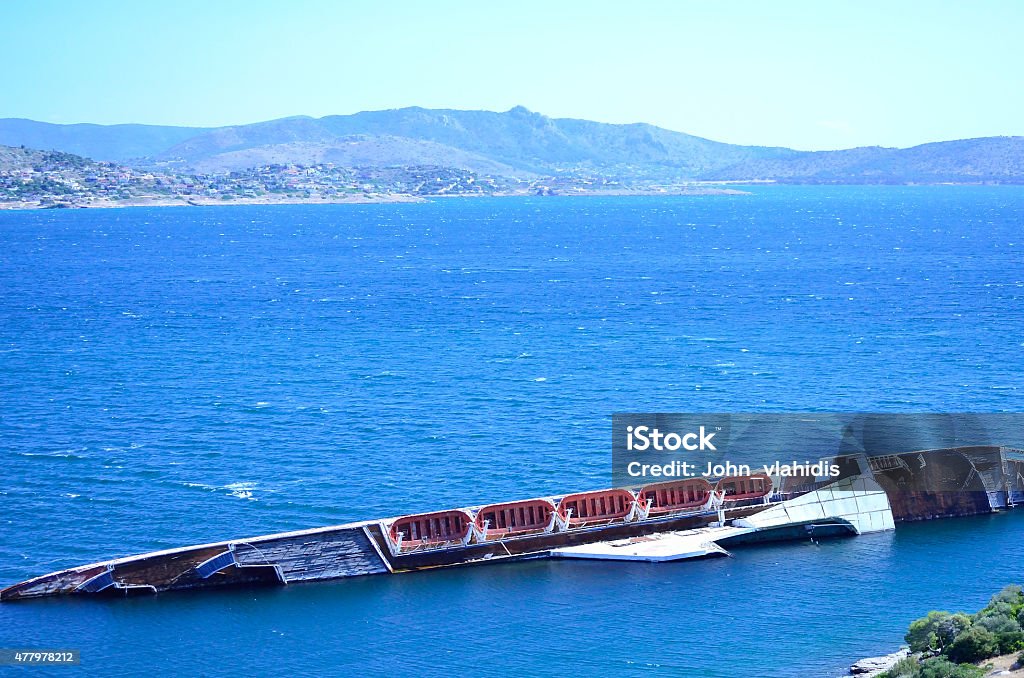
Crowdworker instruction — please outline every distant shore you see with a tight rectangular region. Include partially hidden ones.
[0,193,425,210]
[0,186,749,210]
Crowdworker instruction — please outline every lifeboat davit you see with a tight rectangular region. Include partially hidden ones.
[639,478,713,516]
[715,473,772,502]
[557,489,636,527]
[388,509,474,550]
[474,499,556,539]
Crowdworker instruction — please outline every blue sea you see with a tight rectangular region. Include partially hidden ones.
[1,186,1023,676]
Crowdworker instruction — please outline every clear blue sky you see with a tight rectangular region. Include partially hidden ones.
[2,0,1022,150]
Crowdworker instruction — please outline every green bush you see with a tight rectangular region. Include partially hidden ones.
[918,657,985,678]
[977,602,1017,623]
[989,585,1023,607]
[996,630,1024,654]
[977,586,1024,630]
[977,612,1021,634]
[946,626,999,664]
[883,655,922,677]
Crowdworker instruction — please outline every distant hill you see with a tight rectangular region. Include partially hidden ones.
[163,133,524,176]
[145,106,794,177]
[0,119,207,163]
[700,136,1024,183]
[2,107,1023,183]
[0,144,101,172]
[305,106,799,176]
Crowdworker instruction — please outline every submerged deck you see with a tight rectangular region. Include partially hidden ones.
[551,527,746,562]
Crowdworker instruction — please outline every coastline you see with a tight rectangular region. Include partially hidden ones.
[848,650,1023,677]
[0,193,427,210]
[0,186,750,211]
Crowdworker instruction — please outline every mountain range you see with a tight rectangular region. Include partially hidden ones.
[2,106,1023,183]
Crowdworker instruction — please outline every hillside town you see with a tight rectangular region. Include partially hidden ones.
[0,146,740,208]
[0,147,524,207]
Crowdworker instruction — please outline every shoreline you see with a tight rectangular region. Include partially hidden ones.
[849,649,1023,677]
[0,187,750,211]
[7,184,1021,212]
[0,193,428,210]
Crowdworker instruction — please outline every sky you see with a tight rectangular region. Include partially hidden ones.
[1,0,1022,150]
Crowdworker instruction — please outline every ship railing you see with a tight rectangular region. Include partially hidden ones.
[560,515,633,530]
[778,478,835,497]
[471,513,563,542]
[389,534,474,555]
[75,565,159,596]
[383,521,476,556]
[718,492,772,504]
[1003,447,1024,462]
[633,497,714,521]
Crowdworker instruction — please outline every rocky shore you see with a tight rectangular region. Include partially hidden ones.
[849,650,1024,678]
[850,648,911,676]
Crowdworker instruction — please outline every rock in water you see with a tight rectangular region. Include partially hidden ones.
[850,648,910,676]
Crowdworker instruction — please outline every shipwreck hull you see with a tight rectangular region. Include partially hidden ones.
[864,446,1018,521]
[0,524,390,601]
[1,502,770,601]
[3,446,1022,601]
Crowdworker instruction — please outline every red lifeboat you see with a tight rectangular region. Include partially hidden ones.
[639,478,713,516]
[557,489,636,527]
[474,499,556,539]
[388,509,474,551]
[715,473,772,502]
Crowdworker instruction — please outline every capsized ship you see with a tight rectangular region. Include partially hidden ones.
[2,445,1023,601]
